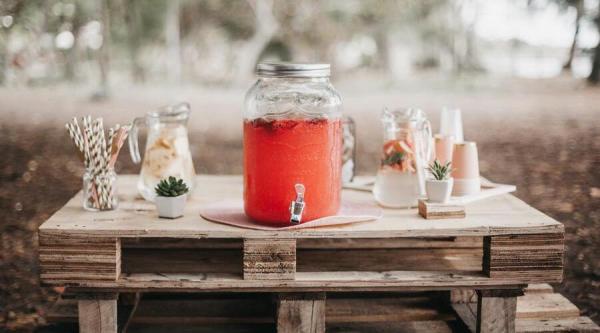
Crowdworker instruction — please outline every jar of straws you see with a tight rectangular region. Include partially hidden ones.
[66,116,130,211]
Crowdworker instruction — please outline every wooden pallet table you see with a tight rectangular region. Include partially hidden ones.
[39,175,568,333]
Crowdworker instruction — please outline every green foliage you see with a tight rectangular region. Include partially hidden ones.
[155,176,189,197]
[427,160,452,181]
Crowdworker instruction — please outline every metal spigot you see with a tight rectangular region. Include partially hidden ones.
[289,184,306,225]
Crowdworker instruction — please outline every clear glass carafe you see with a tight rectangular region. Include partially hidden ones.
[243,63,343,226]
[128,102,196,201]
[373,108,432,208]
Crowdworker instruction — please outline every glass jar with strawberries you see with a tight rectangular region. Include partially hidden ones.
[373,108,433,208]
[243,63,343,226]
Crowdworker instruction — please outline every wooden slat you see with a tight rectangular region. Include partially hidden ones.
[523,284,553,294]
[119,247,481,276]
[516,293,579,319]
[56,271,529,292]
[39,175,564,239]
[120,237,483,250]
[243,239,296,280]
[297,237,483,249]
[516,317,600,332]
[483,234,564,283]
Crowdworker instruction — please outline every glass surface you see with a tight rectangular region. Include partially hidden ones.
[129,103,196,201]
[243,69,343,226]
[83,170,118,211]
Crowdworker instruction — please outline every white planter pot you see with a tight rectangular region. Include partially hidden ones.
[426,178,454,203]
[155,195,187,219]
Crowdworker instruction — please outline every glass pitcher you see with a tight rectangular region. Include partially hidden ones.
[373,108,432,208]
[128,102,196,201]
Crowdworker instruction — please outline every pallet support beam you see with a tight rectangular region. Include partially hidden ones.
[483,233,564,283]
[77,293,118,333]
[276,292,326,333]
[243,238,296,280]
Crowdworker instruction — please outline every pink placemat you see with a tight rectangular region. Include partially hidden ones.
[200,200,382,230]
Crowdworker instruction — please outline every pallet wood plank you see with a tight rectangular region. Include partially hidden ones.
[516,317,600,333]
[516,293,579,319]
[39,175,563,239]
[276,293,325,333]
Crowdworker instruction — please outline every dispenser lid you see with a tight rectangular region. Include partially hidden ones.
[256,63,331,78]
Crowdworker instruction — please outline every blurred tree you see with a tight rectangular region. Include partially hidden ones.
[165,0,181,83]
[562,0,583,70]
[233,0,278,83]
[123,0,145,82]
[0,0,27,84]
[94,0,111,99]
[589,1,600,84]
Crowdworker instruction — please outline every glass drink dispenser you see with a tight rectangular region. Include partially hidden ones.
[243,63,343,226]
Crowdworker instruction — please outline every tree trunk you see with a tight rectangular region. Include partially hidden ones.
[124,0,145,82]
[96,0,111,98]
[588,3,600,84]
[233,0,278,84]
[564,0,583,71]
[165,0,181,83]
[0,36,6,85]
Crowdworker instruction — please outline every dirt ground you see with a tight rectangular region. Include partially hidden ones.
[1,76,599,331]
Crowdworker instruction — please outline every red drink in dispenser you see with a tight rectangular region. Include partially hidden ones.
[244,63,343,226]
[244,118,342,226]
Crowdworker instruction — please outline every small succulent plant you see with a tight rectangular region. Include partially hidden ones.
[155,176,189,197]
[428,160,452,181]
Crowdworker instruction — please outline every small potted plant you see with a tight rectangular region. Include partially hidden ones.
[426,160,453,203]
[154,176,189,219]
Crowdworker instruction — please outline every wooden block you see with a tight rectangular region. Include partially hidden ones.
[276,293,325,333]
[523,284,553,295]
[78,297,117,333]
[243,238,296,280]
[516,316,600,332]
[476,291,518,333]
[450,289,477,304]
[483,234,564,283]
[516,293,579,319]
[39,234,121,283]
[418,199,466,219]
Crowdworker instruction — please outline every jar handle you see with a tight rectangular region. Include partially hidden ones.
[128,117,145,164]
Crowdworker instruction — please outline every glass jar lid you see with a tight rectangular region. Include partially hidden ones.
[256,63,330,78]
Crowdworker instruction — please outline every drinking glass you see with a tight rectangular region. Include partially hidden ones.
[440,107,464,143]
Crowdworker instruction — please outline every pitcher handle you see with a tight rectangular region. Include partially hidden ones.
[128,117,145,164]
[422,120,433,163]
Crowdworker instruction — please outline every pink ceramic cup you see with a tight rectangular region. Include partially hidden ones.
[434,134,454,165]
[451,141,480,196]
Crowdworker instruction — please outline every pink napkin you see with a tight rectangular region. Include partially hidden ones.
[200,200,382,230]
